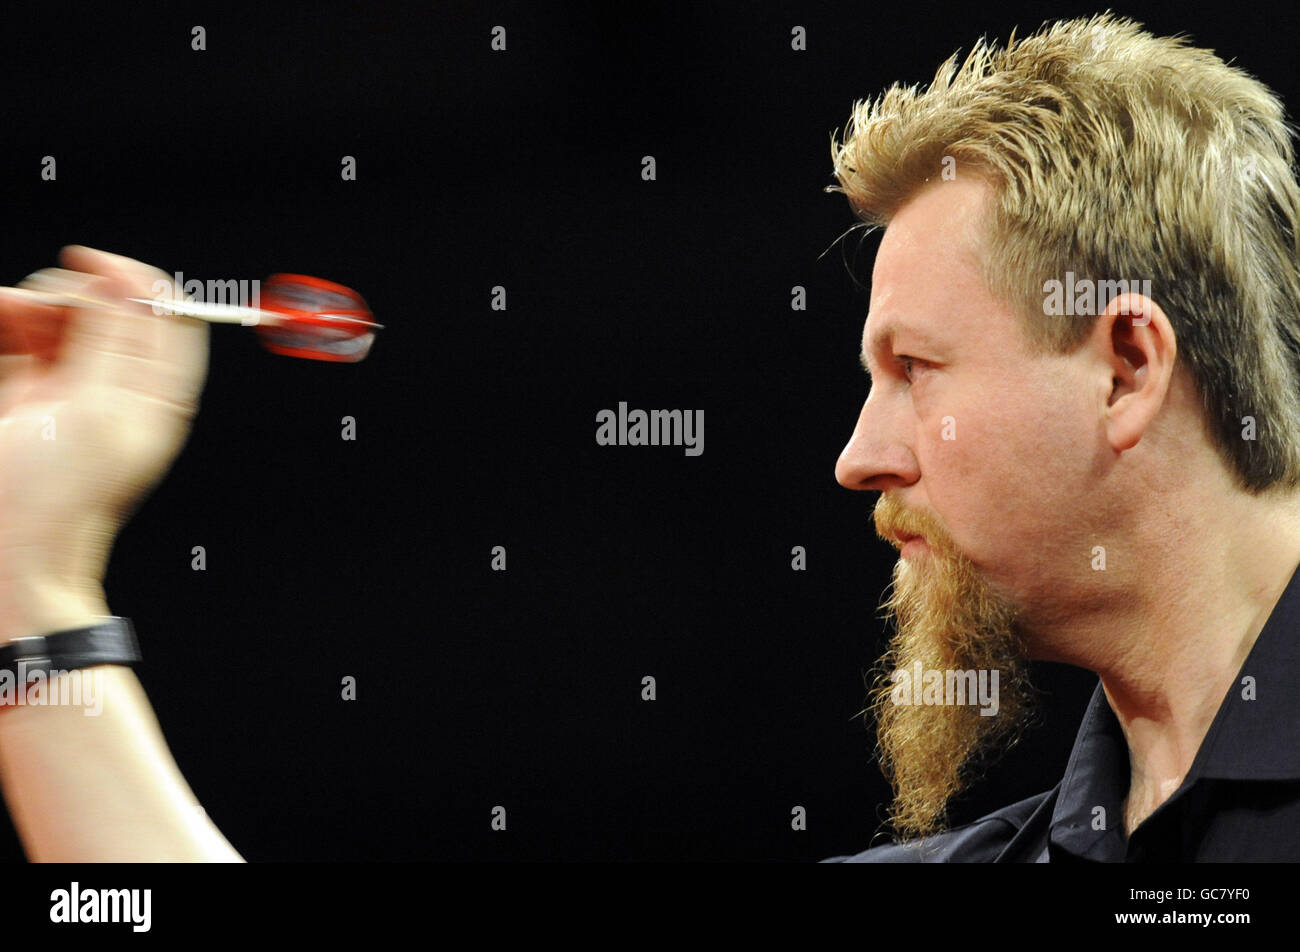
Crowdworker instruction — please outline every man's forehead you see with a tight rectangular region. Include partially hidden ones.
[858,178,999,361]
[861,273,956,353]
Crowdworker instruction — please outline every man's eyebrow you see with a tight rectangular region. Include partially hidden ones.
[863,322,943,365]
[859,322,948,378]
[859,324,898,375]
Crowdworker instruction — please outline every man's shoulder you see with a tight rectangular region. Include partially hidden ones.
[820,790,1053,863]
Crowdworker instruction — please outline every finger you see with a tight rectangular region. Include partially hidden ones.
[0,286,72,362]
[18,267,102,299]
[59,246,176,306]
[59,246,209,408]
[57,274,209,412]
[57,273,158,383]
[0,287,35,354]
[59,244,166,281]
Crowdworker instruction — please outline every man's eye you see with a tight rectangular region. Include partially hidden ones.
[898,355,918,379]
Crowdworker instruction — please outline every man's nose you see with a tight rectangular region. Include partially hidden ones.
[835,397,920,491]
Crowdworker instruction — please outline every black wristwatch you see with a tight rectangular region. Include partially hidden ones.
[0,617,141,681]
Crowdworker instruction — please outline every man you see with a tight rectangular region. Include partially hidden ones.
[0,14,1297,863]
[823,14,1300,860]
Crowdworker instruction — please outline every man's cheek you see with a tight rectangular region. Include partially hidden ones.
[922,411,1002,485]
[923,419,1024,554]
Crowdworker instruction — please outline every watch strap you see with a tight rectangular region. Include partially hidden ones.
[0,616,141,680]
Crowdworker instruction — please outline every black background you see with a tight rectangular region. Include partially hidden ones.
[0,0,1288,861]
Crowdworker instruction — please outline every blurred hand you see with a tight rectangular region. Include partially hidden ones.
[0,246,209,640]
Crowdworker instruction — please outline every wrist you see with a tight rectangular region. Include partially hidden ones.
[0,510,117,594]
[0,575,111,645]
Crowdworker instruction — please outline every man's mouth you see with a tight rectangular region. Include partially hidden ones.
[892,532,928,558]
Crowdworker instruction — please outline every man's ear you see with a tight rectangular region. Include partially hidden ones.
[1092,291,1178,453]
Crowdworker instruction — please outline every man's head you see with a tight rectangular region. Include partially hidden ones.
[829,14,1300,838]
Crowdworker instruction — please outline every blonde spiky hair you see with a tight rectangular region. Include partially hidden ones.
[827,13,1300,491]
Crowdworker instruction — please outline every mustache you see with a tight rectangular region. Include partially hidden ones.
[873,495,956,554]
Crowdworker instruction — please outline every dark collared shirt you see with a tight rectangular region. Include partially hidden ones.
[824,560,1300,862]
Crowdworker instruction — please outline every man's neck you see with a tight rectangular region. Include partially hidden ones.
[1062,486,1300,836]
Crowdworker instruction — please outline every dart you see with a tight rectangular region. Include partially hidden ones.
[11,271,383,363]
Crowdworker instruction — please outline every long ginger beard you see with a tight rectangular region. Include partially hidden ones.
[869,494,1035,841]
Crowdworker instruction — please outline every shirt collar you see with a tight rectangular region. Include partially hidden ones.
[1048,557,1300,857]
[1194,557,1300,780]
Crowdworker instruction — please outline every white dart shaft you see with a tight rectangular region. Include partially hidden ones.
[16,269,383,330]
[13,287,282,326]
[22,291,382,330]
[123,297,382,329]
[123,297,284,325]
